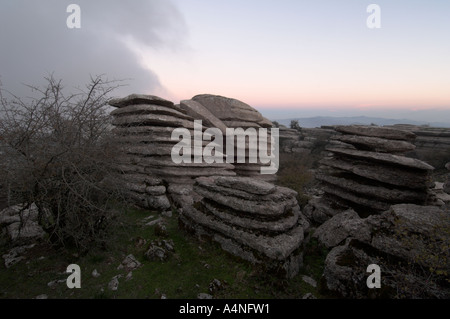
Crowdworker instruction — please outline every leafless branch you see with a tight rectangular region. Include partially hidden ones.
[0,75,128,252]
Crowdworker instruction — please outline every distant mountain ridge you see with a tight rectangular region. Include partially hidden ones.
[274,116,450,128]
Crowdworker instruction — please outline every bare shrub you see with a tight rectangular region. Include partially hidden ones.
[0,75,127,252]
[290,120,301,131]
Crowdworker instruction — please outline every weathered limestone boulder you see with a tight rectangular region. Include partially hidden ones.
[0,203,46,243]
[144,239,175,262]
[192,94,272,129]
[323,238,449,299]
[309,125,434,221]
[1,203,48,268]
[179,176,309,278]
[313,209,371,248]
[317,174,429,205]
[302,197,341,225]
[109,94,235,210]
[179,100,228,133]
[109,94,175,108]
[318,204,450,298]
[385,124,450,169]
[334,125,416,141]
[319,154,433,190]
[190,94,275,181]
[322,239,377,298]
[110,93,281,211]
[331,135,416,154]
[326,147,433,172]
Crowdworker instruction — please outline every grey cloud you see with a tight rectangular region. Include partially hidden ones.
[0,0,187,97]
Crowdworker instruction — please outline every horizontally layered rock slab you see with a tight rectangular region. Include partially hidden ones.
[334,125,416,141]
[109,93,282,210]
[385,124,450,169]
[179,99,228,133]
[190,94,275,180]
[331,135,416,154]
[192,94,272,129]
[312,125,434,219]
[109,94,235,210]
[179,176,309,278]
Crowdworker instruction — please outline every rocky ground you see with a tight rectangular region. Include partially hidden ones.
[0,207,326,299]
[315,204,450,298]
[1,93,449,299]
[302,125,450,298]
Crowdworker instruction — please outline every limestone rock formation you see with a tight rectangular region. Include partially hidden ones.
[385,124,450,169]
[179,176,309,278]
[0,203,46,243]
[109,93,283,209]
[192,94,272,129]
[109,94,235,210]
[334,125,416,141]
[309,125,434,221]
[313,209,371,248]
[332,135,416,154]
[144,239,175,262]
[318,204,450,298]
[2,244,37,268]
[278,125,335,156]
[179,99,228,133]
[1,203,47,268]
[190,94,275,180]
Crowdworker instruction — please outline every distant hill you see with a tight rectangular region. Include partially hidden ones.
[274,116,450,129]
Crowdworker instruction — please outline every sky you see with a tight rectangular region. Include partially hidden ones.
[1,0,449,123]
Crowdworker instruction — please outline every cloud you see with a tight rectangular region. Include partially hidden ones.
[0,0,187,97]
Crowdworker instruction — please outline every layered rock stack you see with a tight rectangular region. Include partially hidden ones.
[386,124,450,168]
[191,94,273,131]
[179,176,310,278]
[313,125,434,218]
[190,94,275,181]
[109,94,235,210]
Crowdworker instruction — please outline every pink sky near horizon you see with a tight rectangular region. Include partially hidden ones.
[128,0,450,118]
[1,0,449,124]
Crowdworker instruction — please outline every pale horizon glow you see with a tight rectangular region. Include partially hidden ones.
[137,0,450,121]
[1,0,449,123]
